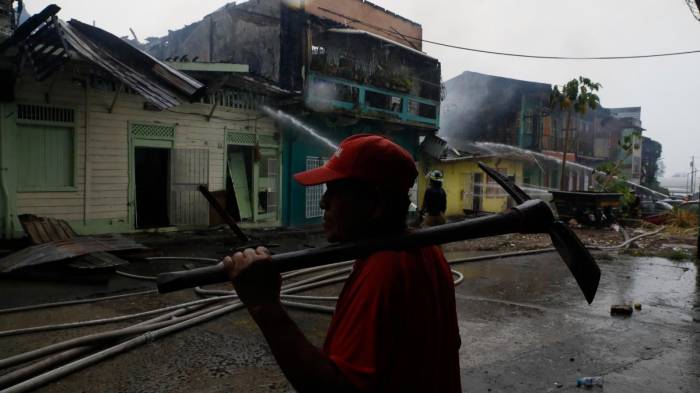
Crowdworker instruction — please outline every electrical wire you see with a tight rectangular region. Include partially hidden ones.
[319,7,700,60]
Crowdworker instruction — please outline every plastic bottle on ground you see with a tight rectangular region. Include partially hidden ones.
[576,376,603,387]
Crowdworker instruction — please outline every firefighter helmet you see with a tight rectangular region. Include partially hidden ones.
[427,170,444,182]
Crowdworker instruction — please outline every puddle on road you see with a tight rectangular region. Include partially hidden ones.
[445,251,698,326]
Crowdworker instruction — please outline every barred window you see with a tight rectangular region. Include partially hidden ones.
[305,157,327,219]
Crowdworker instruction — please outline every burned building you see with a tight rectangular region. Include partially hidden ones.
[440,71,551,150]
[0,6,292,239]
[146,0,442,226]
[441,71,649,192]
[571,107,644,185]
[0,1,441,237]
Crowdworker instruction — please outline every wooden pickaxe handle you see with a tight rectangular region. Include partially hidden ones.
[157,200,560,293]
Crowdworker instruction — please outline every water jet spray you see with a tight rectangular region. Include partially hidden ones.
[260,106,338,151]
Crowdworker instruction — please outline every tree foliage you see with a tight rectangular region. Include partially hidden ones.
[550,77,601,115]
[550,77,602,190]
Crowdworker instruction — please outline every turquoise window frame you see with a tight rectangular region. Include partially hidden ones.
[305,73,440,128]
[223,130,283,226]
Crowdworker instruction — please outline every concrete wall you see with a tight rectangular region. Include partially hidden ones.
[8,65,278,236]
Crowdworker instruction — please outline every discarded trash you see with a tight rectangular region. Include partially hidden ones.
[634,303,642,310]
[611,223,620,232]
[576,376,603,387]
[610,304,633,316]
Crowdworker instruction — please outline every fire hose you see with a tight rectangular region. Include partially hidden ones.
[0,222,664,341]
[0,163,602,392]
[0,224,668,392]
[0,266,379,392]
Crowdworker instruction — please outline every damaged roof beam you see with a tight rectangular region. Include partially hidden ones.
[108,83,123,114]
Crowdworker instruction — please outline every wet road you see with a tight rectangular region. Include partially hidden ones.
[0,252,698,392]
[445,252,699,392]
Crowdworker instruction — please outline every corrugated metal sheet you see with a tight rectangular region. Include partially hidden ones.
[0,235,145,273]
[68,252,128,270]
[3,6,205,110]
[170,149,210,226]
[18,214,129,270]
[62,20,204,109]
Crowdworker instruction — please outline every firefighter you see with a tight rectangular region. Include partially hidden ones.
[223,134,461,393]
[421,170,447,227]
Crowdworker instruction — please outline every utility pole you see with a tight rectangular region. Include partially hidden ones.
[690,156,696,197]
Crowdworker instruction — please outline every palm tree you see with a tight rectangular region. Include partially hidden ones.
[550,77,601,190]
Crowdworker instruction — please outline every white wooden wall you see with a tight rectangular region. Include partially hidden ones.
[14,66,278,227]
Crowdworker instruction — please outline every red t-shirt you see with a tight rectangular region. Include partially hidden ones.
[323,246,462,393]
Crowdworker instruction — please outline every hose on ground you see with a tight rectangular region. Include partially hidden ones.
[587,226,666,250]
[0,296,236,338]
[0,290,157,315]
[0,269,354,371]
[0,227,666,391]
[3,225,663,339]
[0,269,363,393]
[0,306,200,388]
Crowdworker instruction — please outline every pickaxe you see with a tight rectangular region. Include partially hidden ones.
[157,163,600,304]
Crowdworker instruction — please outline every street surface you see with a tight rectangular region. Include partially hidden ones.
[0,247,698,392]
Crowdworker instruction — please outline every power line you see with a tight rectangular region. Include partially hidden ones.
[421,39,700,60]
[319,7,700,61]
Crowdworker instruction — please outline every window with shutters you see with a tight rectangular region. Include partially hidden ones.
[17,123,75,192]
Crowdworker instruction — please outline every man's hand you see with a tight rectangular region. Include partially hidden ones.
[222,246,281,308]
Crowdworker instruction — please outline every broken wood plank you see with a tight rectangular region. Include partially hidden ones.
[198,185,249,243]
[19,215,78,244]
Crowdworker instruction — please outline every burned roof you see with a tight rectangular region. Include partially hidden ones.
[326,28,436,60]
[2,6,206,109]
[422,134,545,165]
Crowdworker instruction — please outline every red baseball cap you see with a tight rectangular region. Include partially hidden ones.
[294,134,418,191]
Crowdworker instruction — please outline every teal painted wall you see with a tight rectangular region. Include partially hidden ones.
[281,115,420,227]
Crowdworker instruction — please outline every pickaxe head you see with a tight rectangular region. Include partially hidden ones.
[478,162,601,304]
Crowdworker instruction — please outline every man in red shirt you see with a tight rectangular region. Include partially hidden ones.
[224,134,462,392]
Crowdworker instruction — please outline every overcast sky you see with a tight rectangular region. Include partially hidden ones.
[25,0,700,178]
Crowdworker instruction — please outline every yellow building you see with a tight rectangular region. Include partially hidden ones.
[418,154,524,217]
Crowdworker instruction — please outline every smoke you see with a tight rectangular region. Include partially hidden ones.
[439,71,550,143]
[305,79,343,113]
[475,141,668,198]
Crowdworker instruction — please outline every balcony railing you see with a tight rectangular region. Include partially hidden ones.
[305,73,440,128]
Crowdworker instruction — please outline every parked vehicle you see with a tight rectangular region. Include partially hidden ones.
[550,191,623,227]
